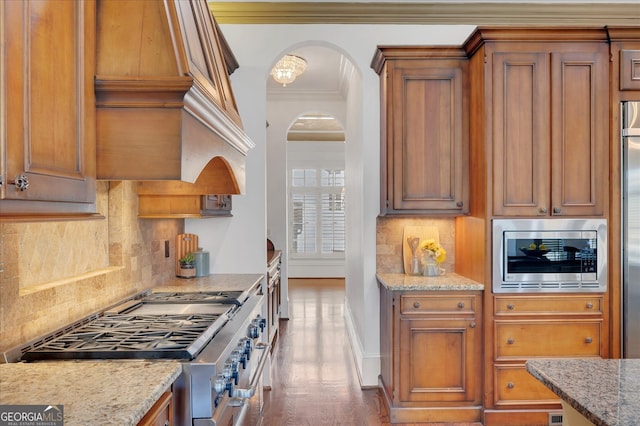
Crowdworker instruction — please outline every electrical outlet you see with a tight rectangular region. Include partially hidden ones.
[164,240,170,258]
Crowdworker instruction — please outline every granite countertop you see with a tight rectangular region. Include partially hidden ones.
[526,358,640,426]
[376,272,484,291]
[0,360,182,426]
[153,273,263,293]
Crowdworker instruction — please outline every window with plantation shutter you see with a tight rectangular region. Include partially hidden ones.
[290,168,345,258]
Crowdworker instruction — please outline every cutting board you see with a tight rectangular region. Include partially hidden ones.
[403,226,440,275]
[176,233,199,275]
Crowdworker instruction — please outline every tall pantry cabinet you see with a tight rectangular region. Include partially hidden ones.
[459,27,610,425]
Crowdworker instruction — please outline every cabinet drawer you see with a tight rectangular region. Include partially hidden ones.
[620,49,640,90]
[494,365,558,407]
[495,320,602,359]
[494,296,603,316]
[401,295,476,315]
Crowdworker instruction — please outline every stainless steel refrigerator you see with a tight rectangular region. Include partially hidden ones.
[622,101,640,358]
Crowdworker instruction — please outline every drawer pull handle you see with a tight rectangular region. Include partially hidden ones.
[458,302,465,309]
[469,322,476,329]
[507,338,515,345]
[507,382,515,389]
[586,302,594,309]
[507,304,515,310]
[585,337,593,344]
[413,302,420,309]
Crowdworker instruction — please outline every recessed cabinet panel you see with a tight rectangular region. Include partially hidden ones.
[399,318,471,402]
[620,49,640,90]
[551,51,607,216]
[395,70,461,209]
[492,52,549,216]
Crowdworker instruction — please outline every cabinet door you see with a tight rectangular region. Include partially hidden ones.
[492,51,550,216]
[173,0,241,125]
[387,60,468,214]
[398,317,479,403]
[2,0,96,211]
[550,49,608,216]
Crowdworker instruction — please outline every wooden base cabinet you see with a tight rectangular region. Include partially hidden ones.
[137,391,173,426]
[486,295,606,423]
[380,288,483,423]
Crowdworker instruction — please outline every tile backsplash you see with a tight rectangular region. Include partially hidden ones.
[0,181,183,352]
[376,216,455,274]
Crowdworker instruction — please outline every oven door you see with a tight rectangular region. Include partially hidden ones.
[235,341,269,426]
[200,341,269,426]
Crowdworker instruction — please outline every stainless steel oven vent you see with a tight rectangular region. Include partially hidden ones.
[548,411,563,426]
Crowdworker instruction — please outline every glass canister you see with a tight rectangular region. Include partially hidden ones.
[193,249,210,277]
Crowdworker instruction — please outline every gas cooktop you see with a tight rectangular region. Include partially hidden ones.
[143,290,248,305]
[21,312,229,361]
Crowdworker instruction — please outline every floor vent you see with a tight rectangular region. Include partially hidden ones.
[549,411,563,426]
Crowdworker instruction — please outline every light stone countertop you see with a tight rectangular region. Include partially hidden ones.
[0,360,183,426]
[526,358,640,426]
[152,273,264,293]
[376,272,484,291]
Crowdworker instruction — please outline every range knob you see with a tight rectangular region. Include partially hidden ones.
[247,324,259,339]
[223,362,239,385]
[213,374,232,396]
[241,337,252,360]
[213,375,226,394]
[232,348,246,369]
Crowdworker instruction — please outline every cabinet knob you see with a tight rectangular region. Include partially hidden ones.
[458,302,465,309]
[539,207,548,214]
[586,302,594,309]
[553,207,562,214]
[507,382,515,389]
[469,322,476,329]
[10,174,29,191]
[507,338,515,345]
[456,201,464,208]
[507,304,515,310]
[585,337,593,344]
[413,302,420,309]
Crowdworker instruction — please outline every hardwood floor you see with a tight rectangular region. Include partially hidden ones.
[261,278,483,426]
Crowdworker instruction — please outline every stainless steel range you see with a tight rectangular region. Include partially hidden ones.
[5,288,268,425]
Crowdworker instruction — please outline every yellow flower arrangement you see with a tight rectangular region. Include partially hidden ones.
[419,239,446,264]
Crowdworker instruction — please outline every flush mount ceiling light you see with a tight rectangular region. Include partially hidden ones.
[271,54,307,87]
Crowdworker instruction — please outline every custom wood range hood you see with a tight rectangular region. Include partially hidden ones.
[94,0,253,197]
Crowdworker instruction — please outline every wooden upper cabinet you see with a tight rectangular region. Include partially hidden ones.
[470,29,609,217]
[372,47,469,215]
[1,0,97,217]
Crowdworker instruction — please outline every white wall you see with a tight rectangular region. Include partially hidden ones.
[188,24,476,386]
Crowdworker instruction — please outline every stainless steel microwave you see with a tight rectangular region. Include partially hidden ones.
[492,218,607,293]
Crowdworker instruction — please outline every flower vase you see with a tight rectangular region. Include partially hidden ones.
[423,256,445,277]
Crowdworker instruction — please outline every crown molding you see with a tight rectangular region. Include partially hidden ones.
[208,2,640,25]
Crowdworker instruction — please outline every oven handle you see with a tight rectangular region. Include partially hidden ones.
[231,342,270,399]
